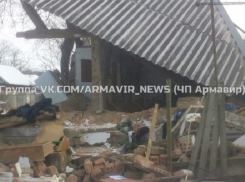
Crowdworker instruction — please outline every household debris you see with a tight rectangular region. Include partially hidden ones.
[1,96,245,181]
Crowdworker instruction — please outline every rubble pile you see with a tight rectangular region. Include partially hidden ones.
[1,97,245,181]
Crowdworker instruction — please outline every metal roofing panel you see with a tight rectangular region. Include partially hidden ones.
[24,0,245,88]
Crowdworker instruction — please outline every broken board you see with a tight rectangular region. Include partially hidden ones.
[0,142,53,164]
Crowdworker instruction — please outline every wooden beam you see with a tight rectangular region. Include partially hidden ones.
[21,1,47,30]
[198,93,216,180]
[91,35,100,111]
[189,94,210,172]
[0,116,26,129]
[166,79,172,173]
[146,104,159,160]
[16,29,89,39]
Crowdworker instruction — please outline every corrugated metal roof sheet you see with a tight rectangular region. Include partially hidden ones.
[24,0,245,88]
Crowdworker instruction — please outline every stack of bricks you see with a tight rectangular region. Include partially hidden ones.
[149,154,167,166]
[173,136,193,153]
[84,158,125,180]
[134,155,171,177]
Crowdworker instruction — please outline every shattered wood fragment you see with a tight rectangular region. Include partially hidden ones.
[57,136,69,152]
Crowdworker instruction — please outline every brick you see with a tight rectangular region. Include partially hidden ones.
[45,152,69,173]
[142,173,156,180]
[114,161,125,173]
[84,160,93,174]
[94,158,106,166]
[180,155,189,162]
[134,155,154,170]
[105,163,115,174]
[72,169,86,179]
[153,167,171,177]
[134,145,146,155]
[91,168,103,179]
[66,174,79,182]
[159,155,167,166]
[174,169,193,178]
[33,161,47,177]
[83,174,91,182]
[174,136,193,152]
[149,156,159,166]
[172,149,182,157]
[150,146,165,155]
[94,165,104,169]
[47,166,59,176]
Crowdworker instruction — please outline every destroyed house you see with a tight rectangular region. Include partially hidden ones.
[19,0,245,111]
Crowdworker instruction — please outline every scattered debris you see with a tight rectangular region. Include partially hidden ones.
[1,96,245,181]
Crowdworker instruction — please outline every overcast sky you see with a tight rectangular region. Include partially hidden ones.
[0,0,244,71]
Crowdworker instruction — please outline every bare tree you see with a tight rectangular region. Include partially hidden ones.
[0,39,30,71]
[0,0,67,71]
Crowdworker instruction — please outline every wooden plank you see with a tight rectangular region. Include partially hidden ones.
[91,35,100,111]
[16,28,89,39]
[0,116,26,129]
[218,92,227,176]
[166,79,172,173]
[146,104,159,160]
[0,142,53,164]
[188,94,210,172]
[209,100,219,177]
[21,1,47,30]
[198,93,216,180]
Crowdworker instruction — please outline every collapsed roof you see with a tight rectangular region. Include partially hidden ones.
[23,0,245,88]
